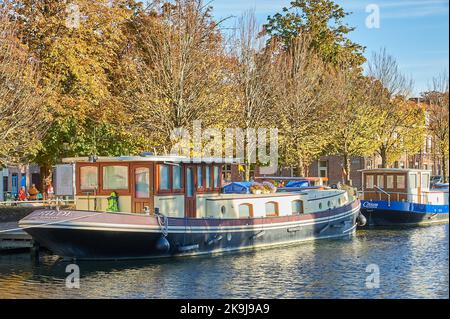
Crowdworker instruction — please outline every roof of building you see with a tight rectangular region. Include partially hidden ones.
[61,155,241,164]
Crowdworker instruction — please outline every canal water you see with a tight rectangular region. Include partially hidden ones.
[0,224,448,299]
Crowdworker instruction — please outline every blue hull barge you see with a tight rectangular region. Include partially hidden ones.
[359,168,448,227]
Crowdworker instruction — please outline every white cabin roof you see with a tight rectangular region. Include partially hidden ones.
[359,168,432,174]
[61,155,241,164]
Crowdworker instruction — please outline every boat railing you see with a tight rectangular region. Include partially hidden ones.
[0,198,75,208]
[374,186,391,207]
[360,189,448,205]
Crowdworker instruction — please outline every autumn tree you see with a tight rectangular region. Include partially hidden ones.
[264,0,365,69]
[11,0,146,176]
[0,3,48,166]
[326,72,382,185]
[367,49,424,168]
[126,0,232,152]
[374,97,426,168]
[226,11,276,180]
[271,34,336,176]
[422,72,449,182]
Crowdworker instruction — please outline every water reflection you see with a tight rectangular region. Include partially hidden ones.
[0,225,448,299]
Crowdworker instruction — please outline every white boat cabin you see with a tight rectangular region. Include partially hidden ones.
[360,168,448,205]
[62,155,352,219]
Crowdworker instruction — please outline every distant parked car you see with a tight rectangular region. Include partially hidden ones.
[431,175,443,187]
[433,182,449,190]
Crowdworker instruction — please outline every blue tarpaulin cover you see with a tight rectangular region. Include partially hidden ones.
[222,182,253,194]
[285,180,310,188]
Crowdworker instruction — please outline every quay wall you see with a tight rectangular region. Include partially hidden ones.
[0,207,43,223]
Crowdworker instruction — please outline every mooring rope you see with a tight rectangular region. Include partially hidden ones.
[0,212,105,234]
[155,212,169,237]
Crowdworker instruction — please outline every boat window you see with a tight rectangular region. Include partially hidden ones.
[135,167,150,198]
[327,200,332,208]
[319,202,323,210]
[159,165,170,190]
[186,167,194,197]
[397,175,406,189]
[386,175,394,189]
[366,175,374,189]
[80,166,98,190]
[292,200,303,214]
[376,175,384,188]
[421,173,430,189]
[213,166,220,188]
[409,173,418,189]
[239,204,252,218]
[173,166,182,190]
[265,202,278,217]
[205,166,211,189]
[103,166,128,190]
[197,166,203,188]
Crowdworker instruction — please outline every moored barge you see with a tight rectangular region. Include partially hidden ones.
[359,168,449,227]
[19,155,361,260]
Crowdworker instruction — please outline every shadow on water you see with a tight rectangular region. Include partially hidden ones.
[0,224,448,299]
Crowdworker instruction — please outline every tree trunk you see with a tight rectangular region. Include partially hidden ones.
[442,151,448,183]
[380,146,388,168]
[342,154,351,185]
[244,162,251,181]
[297,156,305,177]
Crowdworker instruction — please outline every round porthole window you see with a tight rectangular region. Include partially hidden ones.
[319,203,322,209]
[221,206,226,215]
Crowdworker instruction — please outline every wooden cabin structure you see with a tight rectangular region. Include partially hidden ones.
[360,168,447,205]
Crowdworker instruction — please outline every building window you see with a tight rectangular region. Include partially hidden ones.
[80,166,98,190]
[222,164,232,182]
[265,202,278,217]
[376,175,384,188]
[159,165,170,190]
[214,166,220,188]
[366,175,374,189]
[103,166,128,190]
[397,175,406,189]
[3,176,8,192]
[387,175,394,189]
[318,160,328,178]
[239,203,252,218]
[173,166,182,190]
[292,200,303,214]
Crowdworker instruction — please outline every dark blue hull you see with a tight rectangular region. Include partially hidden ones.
[360,200,449,228]
[22,201,360,260]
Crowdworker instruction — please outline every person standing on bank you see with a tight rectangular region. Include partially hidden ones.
[28,184,39,201]
[18,186,27,201]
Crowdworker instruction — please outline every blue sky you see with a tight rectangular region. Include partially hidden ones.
[211,0,449,96]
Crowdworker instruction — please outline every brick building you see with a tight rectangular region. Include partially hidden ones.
[0,164,41,201]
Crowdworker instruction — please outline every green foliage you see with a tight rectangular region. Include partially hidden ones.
[264,0,366,68]
[12,0,147,166]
